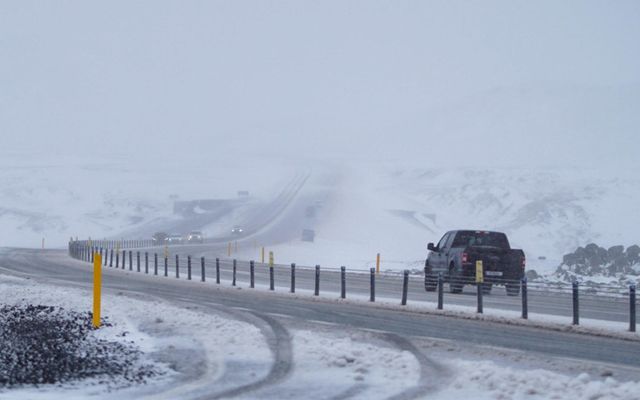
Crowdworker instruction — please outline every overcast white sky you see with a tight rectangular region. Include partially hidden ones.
[1,1,638,167]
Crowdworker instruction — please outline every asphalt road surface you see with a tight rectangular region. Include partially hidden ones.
[1,247,638,371]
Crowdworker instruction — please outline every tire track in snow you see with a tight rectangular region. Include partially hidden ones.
[382,333,449,400]
[207,311,293,399]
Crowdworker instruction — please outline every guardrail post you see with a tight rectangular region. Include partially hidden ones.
[340,266,346,299]
[109,249,113,267]
[187,256,192,280]
[630,284,636,333]
[477,281,483,313]
[136,251,140,272]
[437,273,444,310]
[370,268,375,302]
[115,251,120,268]
[521,277,528,319]
[123,250,127,269]
[103,248,107,266]
[145,252,148,274]
[100,247,103,262]
[269,263,274,291]
[164,256,168,277]
[175,255,180,278]
[291,263,296,293]
[215,258,220,284]
[250,260,255,288]
[314,265,320,296]
[154,253,158,275]
[129,250,133,271]
[232,259,237,286]
[401,270,409,305]
[91,248,94,263]
[201,257,205,282]
[572,281,579,325]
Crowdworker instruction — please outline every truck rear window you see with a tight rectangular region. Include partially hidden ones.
[451,231,510,249]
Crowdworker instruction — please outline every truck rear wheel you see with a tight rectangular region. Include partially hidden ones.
[448,263,463,293]
[481,283,493,294]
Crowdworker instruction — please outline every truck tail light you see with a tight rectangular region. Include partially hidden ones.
[521,256,526,269]
[462,253,469,263]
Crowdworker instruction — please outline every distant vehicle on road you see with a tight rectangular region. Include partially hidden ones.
[231,226,243,235]
[305,206,316,218]
[152,232,168,244]
[424,230,525,295]
[301,229,315,242]
[187,231,204,243]
[167,234,183,244]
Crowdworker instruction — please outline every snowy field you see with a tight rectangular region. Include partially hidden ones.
[2,152,640,277]
[1,273,639,399]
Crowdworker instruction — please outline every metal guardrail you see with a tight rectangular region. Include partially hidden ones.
[68,240,638,333]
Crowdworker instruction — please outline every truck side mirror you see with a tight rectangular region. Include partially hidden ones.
[427,242,436,251]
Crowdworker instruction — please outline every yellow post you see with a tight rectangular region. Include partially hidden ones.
[476,260,484,283]
[269,251,274,268]
[93,252,102,328]
[261,247,265,264]
[228,242,232,257]
[376,253,381,274]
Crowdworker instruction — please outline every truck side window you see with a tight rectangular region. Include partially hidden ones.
[444,232,456,249]
[436,233,449,250]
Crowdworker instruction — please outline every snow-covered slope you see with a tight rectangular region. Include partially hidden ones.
[377,166,640,270]
[1,153,638,276]
[0,153,294,248]
[258,163,640,274]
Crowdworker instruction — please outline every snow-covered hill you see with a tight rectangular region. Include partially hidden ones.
[1,153,638,276]
[0,153,293,248]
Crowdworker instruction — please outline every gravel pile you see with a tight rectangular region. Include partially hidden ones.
[0,304,162,388]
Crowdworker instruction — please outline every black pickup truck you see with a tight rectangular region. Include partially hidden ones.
[424,230,525,295]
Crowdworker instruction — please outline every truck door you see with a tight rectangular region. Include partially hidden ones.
[432,232,451,273]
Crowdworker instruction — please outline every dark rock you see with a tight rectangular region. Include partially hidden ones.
[607,245,625,259]
[626,245,640,263]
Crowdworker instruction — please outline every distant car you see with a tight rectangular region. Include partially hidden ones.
[167,234,183,244]
[305,206,316,218]
[187,231,204,243]
[152,232,168,244]
[301,229,315,242]
[231,226,243,235]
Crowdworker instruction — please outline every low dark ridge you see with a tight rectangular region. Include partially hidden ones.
[0,304,163,388]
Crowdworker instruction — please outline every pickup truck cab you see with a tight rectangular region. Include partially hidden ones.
[425,230,525,295]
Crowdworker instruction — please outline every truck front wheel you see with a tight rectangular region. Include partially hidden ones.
[424,266,437,292]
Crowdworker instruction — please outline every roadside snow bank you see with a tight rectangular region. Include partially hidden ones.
[291,329,420,398]
[438,359,640,400]
[0,275,270,399]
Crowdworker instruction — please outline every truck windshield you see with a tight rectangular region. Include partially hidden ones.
[452,231,510,249]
